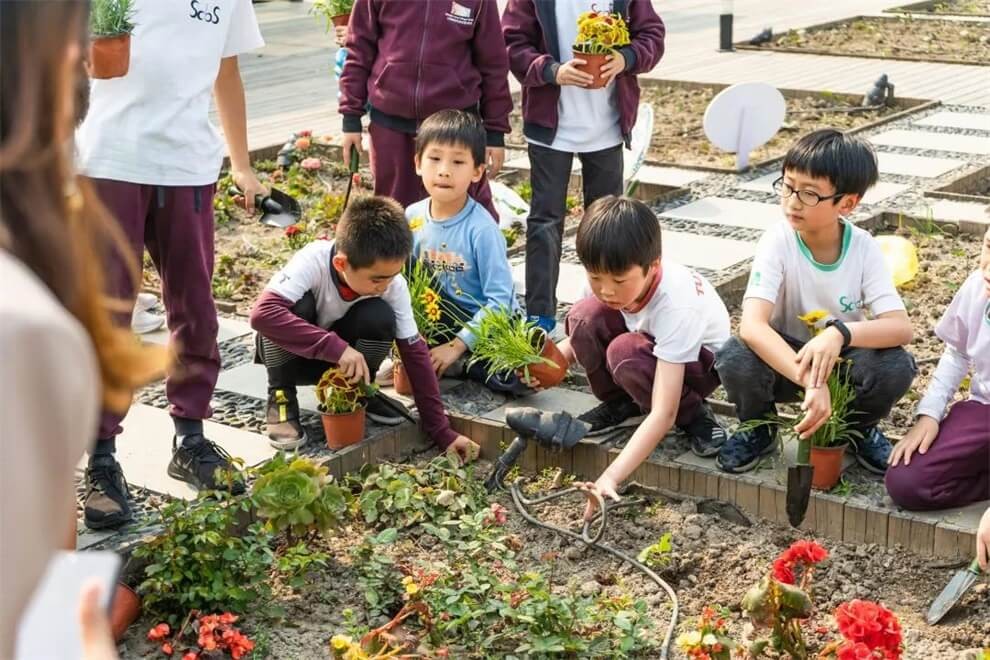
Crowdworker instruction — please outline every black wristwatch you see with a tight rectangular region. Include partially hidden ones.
[825,318,852,349]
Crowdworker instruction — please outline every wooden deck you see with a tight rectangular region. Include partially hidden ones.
[227,0,989,154]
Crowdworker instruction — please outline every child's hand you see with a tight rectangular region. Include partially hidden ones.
[79,581,120,660]
[430,339,467,376]
[334,25,348,47]
[231,168,268,214]
[341,132,363,168]
[599,51,626,85]
[795,326,844,388]
[517,370,543,390]
[575,474,620,521]
[447,435,481,464]
[555,59,594,87]
[888,415,939,467]
[486,147,505,177]
[337,346,370,384]
[795,385,831,439]
[977,507,990,571]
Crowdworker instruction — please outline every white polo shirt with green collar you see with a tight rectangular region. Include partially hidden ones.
[744,220,906,341]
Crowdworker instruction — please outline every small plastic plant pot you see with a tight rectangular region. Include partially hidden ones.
[571,50,610,89]
[322,405,366,450]
[331,13,350,27]
[525,334,569,388]
[393,362,413,396]
[810,444,848,490]
[88,34,131,80]
[110,583,141,642]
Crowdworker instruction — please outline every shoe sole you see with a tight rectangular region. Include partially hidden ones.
[83,512,133,531]
[367,411,404,426]
[715,438,778,473]
[854,453,887,475]
[691,442,724,458]
[583,414,646,438]
[269,430,308,451]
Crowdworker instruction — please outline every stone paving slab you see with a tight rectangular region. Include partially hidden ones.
[511,262,588,304]
[502,155,708,189]
[75,526,117,551]
[903,499,990,531]
[663,231,757,271]
[78,404,276,500]
[659,197,781,231]
[737,173,910,206]
[481,387,600,424]
[871,129,990,155]
[141,316,254,347]
[877,152,966,178]
[925,199,990,224]
[915,111,990,131]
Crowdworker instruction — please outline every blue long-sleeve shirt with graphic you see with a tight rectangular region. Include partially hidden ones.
[406,197,517,349]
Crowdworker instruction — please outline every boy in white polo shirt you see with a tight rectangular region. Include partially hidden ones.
[716,129,917,475]
[886,226,989,511]
[76,0,268,530]
[535,196,730,519]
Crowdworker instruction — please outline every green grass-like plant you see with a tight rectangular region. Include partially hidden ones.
[465,306,554,382]
[311,0,354,31]
[90,0,136,37]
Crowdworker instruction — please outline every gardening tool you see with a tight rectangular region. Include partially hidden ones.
[227,186,302,228]
[926,558,985,624]
[786,438,814,527]
[342,147,361,210]
[359,383,418,425]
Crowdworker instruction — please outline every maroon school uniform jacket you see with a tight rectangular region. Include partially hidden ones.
[502,0,665,147]
[338,0,513,146]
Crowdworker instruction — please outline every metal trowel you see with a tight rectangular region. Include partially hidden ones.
[228,186,302,228]
[786,438,813,527]
[926,558,985,624]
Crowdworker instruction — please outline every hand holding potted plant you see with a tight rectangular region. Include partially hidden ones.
[88,0,136,80]
[466,307,569,389]
[316,366,372,449]
[312,0,355,29]
[572,8,631,89]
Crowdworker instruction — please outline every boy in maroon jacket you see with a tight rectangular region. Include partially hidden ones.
[338,0,512,218]
[502,0,664,334]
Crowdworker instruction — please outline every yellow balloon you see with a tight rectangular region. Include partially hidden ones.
[875,235,919,287]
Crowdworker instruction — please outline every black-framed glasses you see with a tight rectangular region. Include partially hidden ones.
[772,177,846,207]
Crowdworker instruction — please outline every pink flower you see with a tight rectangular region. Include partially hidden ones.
[488,503,508,525]
[301,157,322,170]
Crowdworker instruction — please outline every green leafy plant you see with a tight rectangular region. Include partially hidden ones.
[304,192,346,228]
[465,306,555,382]
[350,528,404,621]
[403,258,460,345]
[316,367,372,414]
[251,453,350,537]
[573,8,631,54]
[675,606,736,659]
[637,532,673,569]
[312,0,355,30]
[90,0,136,37]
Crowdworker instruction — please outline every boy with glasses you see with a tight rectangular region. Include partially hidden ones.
[715,129,916,475]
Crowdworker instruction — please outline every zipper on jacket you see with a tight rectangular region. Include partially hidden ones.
[414,0,431,119]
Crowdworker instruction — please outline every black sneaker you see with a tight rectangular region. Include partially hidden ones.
[365,393,409,426]
[577,395,646,437]
[679,404,728,457]
[266,388,307,450]
[850,426,892,474]
[716,425,778,473]
[83,458,132,530]
[167,435,245,494]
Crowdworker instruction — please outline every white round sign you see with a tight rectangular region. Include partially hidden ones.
[623,103,654,190]
[703,82,786,170]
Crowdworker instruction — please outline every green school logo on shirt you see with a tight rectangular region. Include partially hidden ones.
[838,295,865,313]
[750,271,761,286]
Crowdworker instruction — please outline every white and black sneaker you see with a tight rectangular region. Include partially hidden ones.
[679,404,727,457]
[577,394,646,437]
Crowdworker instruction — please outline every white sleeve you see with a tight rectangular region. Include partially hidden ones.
[384,275,419,340]
[861,237,906,317]
[934,273,975,353]
[652,309,706,364]
[266,243,324,303]
[916,346,971,421]
[222,0,265,58]
[743,229,785,304]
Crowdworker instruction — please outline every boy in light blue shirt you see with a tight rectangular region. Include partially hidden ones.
[405,110,525,394]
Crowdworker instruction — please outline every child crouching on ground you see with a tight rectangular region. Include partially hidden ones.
[249,196,479,461]
[886,225,990,510]
[403,110,527,394]
[530,196,730,517]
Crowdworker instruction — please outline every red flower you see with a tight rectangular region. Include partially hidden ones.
[161,642,174,656]
[298,130,313,137]
[836,642,876,660]
[488,503,508,526]
[182,653,199,660]
[772,540,828,585]
[772,557,797,584]
[284,224,302,237]
[835,600,902,659]
[219,612,238,625]
[147,623,171,642]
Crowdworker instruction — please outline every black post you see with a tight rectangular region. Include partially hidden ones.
[719,0,734,52]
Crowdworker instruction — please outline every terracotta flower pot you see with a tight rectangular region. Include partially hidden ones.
[331,13,350,27]
[109,583,141,642]
[571,50,610,89]
[88,34,131,80]
[322,405,366,450]
[810,444,847,491]
[393,361,413,396]
[525,334,569,388]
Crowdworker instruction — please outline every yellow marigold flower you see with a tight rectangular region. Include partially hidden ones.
[331,635,353,650]
[409,216,424,232]
[797,309,828,336]
[676,631,702,649]
[405,582,420,596]
[420,288,440,306]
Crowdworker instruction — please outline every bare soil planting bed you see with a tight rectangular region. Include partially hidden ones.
[744,16,990,65]
[886,0,990,17]
[508,84,929,171]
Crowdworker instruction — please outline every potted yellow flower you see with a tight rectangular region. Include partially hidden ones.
[392,259,451,395]
[572,8,631,89]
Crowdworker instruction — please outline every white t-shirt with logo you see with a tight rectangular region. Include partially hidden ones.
[528,0,623,154]
[744,220,906,340]
[265,240,419,341]
[917,270,990,419]
[581,261,730,363]
[76,0,264,186]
